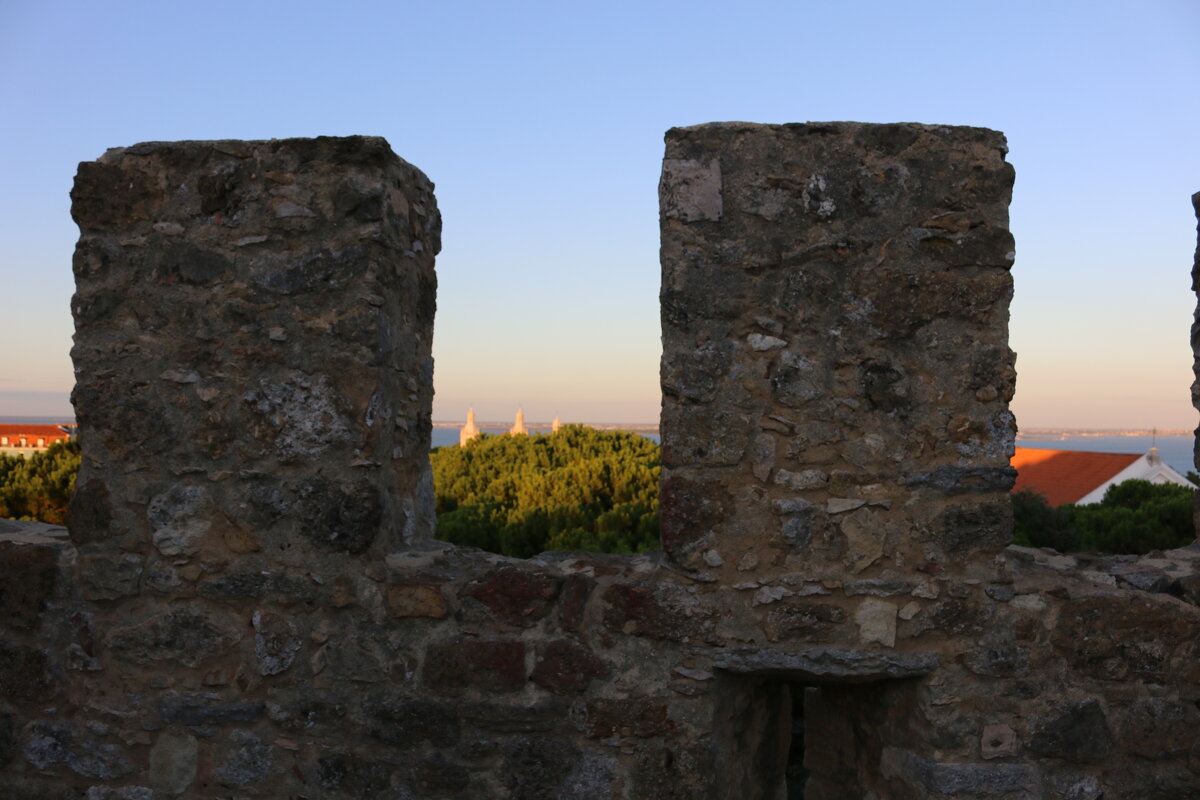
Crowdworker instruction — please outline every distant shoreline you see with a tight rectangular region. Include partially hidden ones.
[1018,428,1193,438]
[433,424,1191,437]
[431,421,660,433]
[3,416,1190,440]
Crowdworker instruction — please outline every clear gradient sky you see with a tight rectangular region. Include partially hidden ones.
[2,1,1197,427]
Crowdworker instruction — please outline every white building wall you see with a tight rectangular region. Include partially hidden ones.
[1076,450,1197,504]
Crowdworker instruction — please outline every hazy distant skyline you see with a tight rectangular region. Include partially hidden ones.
[2,1,1198,428]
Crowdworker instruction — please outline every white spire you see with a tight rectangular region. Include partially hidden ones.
[459,407,480,447]
[552,414,561,433]
[510,408,528,436]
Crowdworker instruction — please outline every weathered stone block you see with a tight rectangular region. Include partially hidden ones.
[369,699,460,748]
[962,644,1031,677]
[159,691,265,726]
[0,642,54,700]
[252,610,301,676]
[531,640,609,693]
[423,639,526,695]
[387,583,448,618]
[84,787,155,800]
[1119,697,1200,759]
[762,600,846,642]
[854,597,898,647]
[0,541,59,632]
[586,698,675,738]
[980,724,1018,760]
[79,553,143,600]
[558,574,592,632]
[197,568,317,605]
[1052,595,1200,681]
[711,646,938,681]
[881,747,1038,797]
[463,566,561,627]
[446,702,565,740]
[22,721,132,779]
[104,609,239,667]
[631,743,714,800]
[601,581,715,642]
[409,753,471,796]
[265,688,347,733]
[0,713,15,768]
[1028,700,1113,764]
[213,730,273,786]
[317,753,394,795]
[148,730,198,796]
[311,636,389,683]
[503,736,582,800]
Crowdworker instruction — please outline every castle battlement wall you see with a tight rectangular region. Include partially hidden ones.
[1,129,1199,800]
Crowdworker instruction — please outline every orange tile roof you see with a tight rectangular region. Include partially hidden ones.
[0,424,73,444]
[1010,447,1140,506]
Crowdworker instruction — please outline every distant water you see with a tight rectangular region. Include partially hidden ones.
[431,427,661,448]
[16,416,1182,474]
[1016,434,1194,478]
[432,427,1193,475]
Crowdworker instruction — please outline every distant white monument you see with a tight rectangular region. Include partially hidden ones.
[552,415,561,433]
[459,408,481,447]
[510,408,529,436]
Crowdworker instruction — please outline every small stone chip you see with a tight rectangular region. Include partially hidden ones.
[160,369,200,384]
[673,666,714,681]
[747,333,787,351]
[827,498,866,514]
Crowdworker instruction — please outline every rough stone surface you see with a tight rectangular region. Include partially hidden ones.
[711,646,939,681]
[586,698,675,738]
[252,609,301,676]
[531,639,610,693]
[387,583,448,618]
[68,136,439,559]
[1029,701,1114,764]
[23,722,132,779]
[464,566,561,626]
[660,122,1016,574]
[854,597,898,647]
[214,730,273,786]
[369,698,460,748]
[148,730,197,796]
[0,540,61,631]
[78,553,143,600]
[981,724,1018,760]
[159,691,265,726]
[104,609,239,667]
[423,639,527,695]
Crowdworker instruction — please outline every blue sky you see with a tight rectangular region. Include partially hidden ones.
[2,0,1197,427]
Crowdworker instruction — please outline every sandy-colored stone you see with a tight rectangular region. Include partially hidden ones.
[854,598,897,647]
